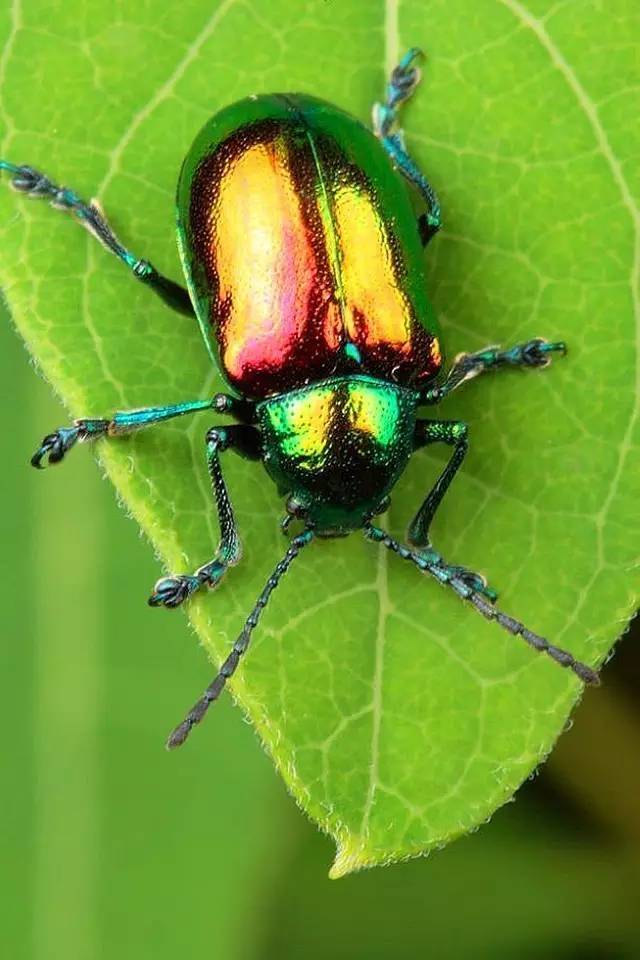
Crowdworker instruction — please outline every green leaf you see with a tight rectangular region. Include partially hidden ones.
[1,0,637,876]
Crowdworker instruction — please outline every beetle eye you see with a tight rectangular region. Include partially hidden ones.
[286,496,307,519]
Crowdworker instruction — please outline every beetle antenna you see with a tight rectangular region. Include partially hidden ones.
[364,525,600,685]
[166,529,314,749]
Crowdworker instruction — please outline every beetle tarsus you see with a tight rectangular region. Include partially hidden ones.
[31,426,81,468]
[408,541,499,602]
[148,574,202,608]
[374,47,424,136]
[521,338,567,367]
[421,337,568,405]
[441,565,498,602]
[30,418,110,468]
[148,560,227,609]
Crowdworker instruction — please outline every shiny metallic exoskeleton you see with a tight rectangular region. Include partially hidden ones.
[180,96,441,397]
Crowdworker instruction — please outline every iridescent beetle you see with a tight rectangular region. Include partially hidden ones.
[1,50,599,747]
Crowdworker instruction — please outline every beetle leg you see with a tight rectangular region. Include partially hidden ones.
[165,530,314,748]
[409,419,468,546]
[149,424,262,609]
[364,523,600,686]
[408,419,498,601]
[30,394,253,468]
[0,159,194,317]
[421,339,567,404]
[372,49,442,245]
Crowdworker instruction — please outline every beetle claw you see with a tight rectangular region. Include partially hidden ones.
[523,338,566,367]
[149,560,228,609]
[31,426,80,468]
[148,574,200,608]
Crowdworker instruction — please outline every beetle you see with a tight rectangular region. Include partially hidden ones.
[0,49,599,748]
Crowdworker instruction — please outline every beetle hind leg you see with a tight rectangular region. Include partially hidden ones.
[373,49,441,244]
[149,424,262,609]
[0,159,193,317]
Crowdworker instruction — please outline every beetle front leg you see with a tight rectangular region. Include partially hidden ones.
[149,424,262,609]
[409,419,498,601]
[422,339,566,404]
[409,419,468,546]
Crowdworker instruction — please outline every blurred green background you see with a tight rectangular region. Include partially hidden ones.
[1,299,639,958]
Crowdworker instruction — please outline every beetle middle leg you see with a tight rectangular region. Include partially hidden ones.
[373,48,442,245]
[0,159,194,317]
[149,424,262,609]
[409,418,498,600]
[422,339,567,404]
[30,393,255,468]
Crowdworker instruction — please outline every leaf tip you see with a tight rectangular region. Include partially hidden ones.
[329,836,370,880]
